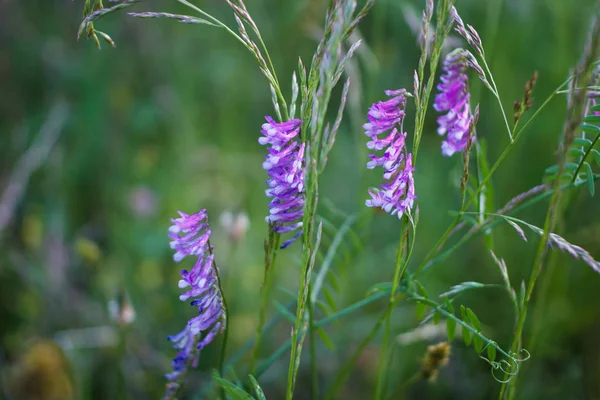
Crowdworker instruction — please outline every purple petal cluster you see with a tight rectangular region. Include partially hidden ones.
[259,116,305,248]
[434,49,475,156]
[165,209,225,397]
[364,89,417,218]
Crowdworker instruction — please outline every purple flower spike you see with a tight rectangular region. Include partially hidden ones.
[434,49,475,156]
[165,209,225,397]
[364,89,417,218]
[259,116,305,248]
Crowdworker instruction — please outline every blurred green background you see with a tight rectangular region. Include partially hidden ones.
[1,0,600,399]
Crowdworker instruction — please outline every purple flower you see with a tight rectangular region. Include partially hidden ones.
[259,116,305,248]
[434,49,475,156]
[364,89,417,218]
[165,209,225,397]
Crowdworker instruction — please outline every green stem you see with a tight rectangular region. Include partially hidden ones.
[497,200,555,400]
[480,55,513,141]
[408,295,516,361]
[211,243,229,400]
[374,225,409,399]
[249,232,280,375]
[570,129,600,182]
[177,0,246,47]
[324,313,388,400]
[420,176,599,276]
[415,77,573,276]
[309,287,319,399]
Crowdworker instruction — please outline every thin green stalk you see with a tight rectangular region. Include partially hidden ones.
[501,14,600,395]
[177,0,246,47]
[570,129,600,181]
[324,313,387,400]
[285,221,321,400]
[250,288,404,395]
[374,226,409,399]
[249,232,281,375]
[308,287,318,399]
[419,176,599,276]
[415,77,573,276]
[211,243,229,400]
[498,195,556,400]
[408,295,517,361]
[480,55,513,141]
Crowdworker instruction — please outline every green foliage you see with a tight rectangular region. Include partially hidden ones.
[544,104,600,196]
[249,375,267,400]
[213,373,256,400]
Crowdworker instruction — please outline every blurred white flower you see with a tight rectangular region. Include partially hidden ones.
[219,211,250,243]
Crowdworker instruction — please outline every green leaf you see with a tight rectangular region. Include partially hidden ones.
[416,302,427,321]
[317,327,335,351]
[273,301,296,323]
[543,173,558,183]
[545,163,581,174]
[476,140,495,240]
[583,115,600,124]
[128,12,219,26]
[461,214,479,226]
[462,326,472,346]
[592,149,600,165]
[414,281,429,298]
[446,318,456,342]
[444,296,455,314]
[559,172,574,181]
[585,162,595,196]
[315,300,331,316]
[213,374,256,400]
[323,287,337,312]
[591,104,600,113]
[466,308,482,331]
[433,312,441,325]
[573,137,593,147]
[519,280,526,309]
[248,375,267,400]
[473,335,484,353]
[367,282,392,296]
[568,148,586,157]
[327,270,341,293]
[440,281,493,298]
[487,345,497,362]
[460,304,467,320]
[580,123,600,134]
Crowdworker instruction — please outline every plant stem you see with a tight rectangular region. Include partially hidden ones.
[480,55,513,141]
[324,313,388,400]
[419,176,598,276]
[374,224,409,399]
[211,242,229,400]
[309,286,319,399]
[415,77,573,276]
[501,14,600,396]
[249,232,280,375]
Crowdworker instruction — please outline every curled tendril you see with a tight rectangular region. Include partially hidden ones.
[478,343,529,384]
[497,358,520,376]
[513,348,531,361]
[491,364,514,384]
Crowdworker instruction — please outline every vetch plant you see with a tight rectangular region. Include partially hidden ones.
[166,210,227,399]
[76,0,600,399]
